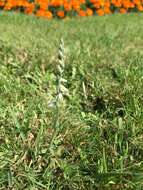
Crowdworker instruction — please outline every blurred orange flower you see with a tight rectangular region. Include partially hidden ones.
[96,8,104,16]
[57,10,65,18]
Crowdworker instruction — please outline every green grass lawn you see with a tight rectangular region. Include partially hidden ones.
[0,11,143,189]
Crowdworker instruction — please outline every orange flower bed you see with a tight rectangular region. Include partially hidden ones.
[0,0,143,19]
